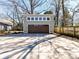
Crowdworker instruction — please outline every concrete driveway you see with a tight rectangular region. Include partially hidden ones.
[0,34,79,59]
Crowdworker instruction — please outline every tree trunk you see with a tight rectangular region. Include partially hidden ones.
[30,0,33,14]
[62,0,65,26]
[55,0,60,26]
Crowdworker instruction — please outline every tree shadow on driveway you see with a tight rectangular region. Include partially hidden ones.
[0,33,49,37]
[59,35,79,43]
[2,34,61,59]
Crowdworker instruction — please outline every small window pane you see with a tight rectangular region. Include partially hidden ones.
[43,18,46,20]
[31,17,34,20]
[47,18,50,20]
[27,17,30,20]
[39,17,42,20]
[35,17,38,20]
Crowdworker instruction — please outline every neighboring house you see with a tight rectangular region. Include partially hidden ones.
[0,19,13,31]
[23,14,54,33]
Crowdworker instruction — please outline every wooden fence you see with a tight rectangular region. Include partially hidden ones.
[54,26,79,38]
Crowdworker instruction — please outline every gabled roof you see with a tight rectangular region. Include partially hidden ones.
[0,19,13,26]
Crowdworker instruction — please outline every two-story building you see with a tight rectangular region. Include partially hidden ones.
[23,14,54,33]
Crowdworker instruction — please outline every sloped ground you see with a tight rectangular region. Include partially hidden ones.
[0,34,79,59]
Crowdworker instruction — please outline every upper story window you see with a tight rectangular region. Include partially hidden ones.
[35,17,38,20]
[43,17,46,20]
[27,17,50,21]
[31,17,34,20]
[47,17,50,20]
[39,17,42,20]
[27,17,30,20]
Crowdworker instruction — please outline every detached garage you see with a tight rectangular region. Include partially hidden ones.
[23,14,54,33]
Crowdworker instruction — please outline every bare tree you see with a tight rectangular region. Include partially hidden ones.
[51,0,70,26]
[1,0,49,23]
[61,0,69,26]
[7,0,47,14]
[70,4,79,26]
[0,0,48,21]
[51,0,61,26]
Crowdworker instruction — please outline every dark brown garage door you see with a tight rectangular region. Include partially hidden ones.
[28,25,49,33]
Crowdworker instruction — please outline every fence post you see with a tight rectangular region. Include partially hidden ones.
[73,26,75,37]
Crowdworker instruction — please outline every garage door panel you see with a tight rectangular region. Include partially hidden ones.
[28,25,49,33]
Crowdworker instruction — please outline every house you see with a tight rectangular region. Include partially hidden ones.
[0,19,13,31]
[23,14,54,33]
